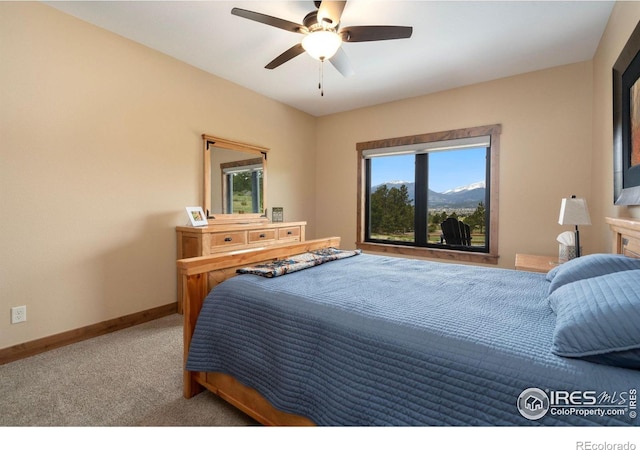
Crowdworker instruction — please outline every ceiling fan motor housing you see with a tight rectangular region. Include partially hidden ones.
[304,11,336,31]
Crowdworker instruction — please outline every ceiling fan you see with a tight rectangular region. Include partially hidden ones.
[231,1,413,78]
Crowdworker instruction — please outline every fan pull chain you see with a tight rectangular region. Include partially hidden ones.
[318,58,325,97]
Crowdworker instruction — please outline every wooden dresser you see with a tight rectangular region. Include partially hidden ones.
[176,220,306,311]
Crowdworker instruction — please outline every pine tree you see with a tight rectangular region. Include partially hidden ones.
[466,202,486,233]
[370,185,414,235]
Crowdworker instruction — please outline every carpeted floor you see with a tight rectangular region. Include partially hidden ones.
[0,314,255,426]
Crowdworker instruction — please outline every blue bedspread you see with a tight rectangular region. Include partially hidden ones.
[186,254,640,425]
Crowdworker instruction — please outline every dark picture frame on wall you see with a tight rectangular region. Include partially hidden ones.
[613,20,640,205]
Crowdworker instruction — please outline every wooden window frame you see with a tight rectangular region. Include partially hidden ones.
[356,124,501,265]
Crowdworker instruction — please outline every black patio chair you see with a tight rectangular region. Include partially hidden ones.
[440,217,471,246]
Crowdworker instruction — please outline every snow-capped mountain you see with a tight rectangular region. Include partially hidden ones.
[373,180,485,209]
[442,181,486,194]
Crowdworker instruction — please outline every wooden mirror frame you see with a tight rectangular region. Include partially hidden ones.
[202,134,268,223]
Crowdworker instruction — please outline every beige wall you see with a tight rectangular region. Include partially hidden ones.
[315,61,594,268]
[313,0,640,264]
[0,3,316,349]
[591,1,640,249]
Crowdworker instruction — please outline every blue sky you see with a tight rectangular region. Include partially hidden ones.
[370,147,486,193]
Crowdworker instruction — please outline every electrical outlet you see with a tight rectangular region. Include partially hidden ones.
[11,306,26,324]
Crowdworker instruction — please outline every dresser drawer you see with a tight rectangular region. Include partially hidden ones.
[210,231,247,250]
[177,220,306,314]
[248,229,277,243]
[278,226,301,240]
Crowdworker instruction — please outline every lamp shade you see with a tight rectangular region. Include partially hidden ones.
[558,196,591,226]
[302,30,342,61]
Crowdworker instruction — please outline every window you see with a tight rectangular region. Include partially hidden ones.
[221,159,264,214]
[357,125,501,264]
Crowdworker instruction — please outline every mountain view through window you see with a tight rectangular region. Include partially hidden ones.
[367,147,488,250]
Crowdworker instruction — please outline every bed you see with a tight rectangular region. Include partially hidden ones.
[178,217,640,426]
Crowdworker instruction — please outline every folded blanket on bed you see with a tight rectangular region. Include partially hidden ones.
[236,247,361,278]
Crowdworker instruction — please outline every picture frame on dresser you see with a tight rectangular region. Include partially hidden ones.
[272,207,284,223]
[613,20,640,205]
[185,206,208,227]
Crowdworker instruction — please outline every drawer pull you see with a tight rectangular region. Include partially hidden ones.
[287,231,293,235]
[259,233,266,238]
[224,237,233,242]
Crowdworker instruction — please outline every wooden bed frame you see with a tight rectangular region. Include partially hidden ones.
[178,237,340,425]
[178,218,640,426]
[605,216,640,258]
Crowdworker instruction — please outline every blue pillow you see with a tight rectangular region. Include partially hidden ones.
[545,264,561,282]
[547,253,640,295]
[549,270,640,369]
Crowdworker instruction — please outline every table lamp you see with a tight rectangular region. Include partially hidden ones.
[558,195,591,257]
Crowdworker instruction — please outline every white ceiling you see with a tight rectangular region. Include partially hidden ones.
[45,1,615,117]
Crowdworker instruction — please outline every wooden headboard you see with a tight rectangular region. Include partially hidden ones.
[605,217,640,258]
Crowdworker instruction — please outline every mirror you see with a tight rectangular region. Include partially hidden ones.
[203,134,268,220]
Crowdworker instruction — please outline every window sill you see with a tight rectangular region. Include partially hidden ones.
[356,242,499,265]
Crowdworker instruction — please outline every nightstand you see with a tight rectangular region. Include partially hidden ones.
[515,254,558,273]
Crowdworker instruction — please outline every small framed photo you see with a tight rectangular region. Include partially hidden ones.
[185,206,208,227]
[272,207,284,223]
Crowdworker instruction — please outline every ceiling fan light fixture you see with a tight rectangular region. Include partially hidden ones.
[301,30,341,61]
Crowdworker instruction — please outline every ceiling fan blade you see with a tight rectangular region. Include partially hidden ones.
[340,26,413,42]
[265,43,306,69]
[317,1,347,28]
[329,47,354,77]
[231,7,306,34]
